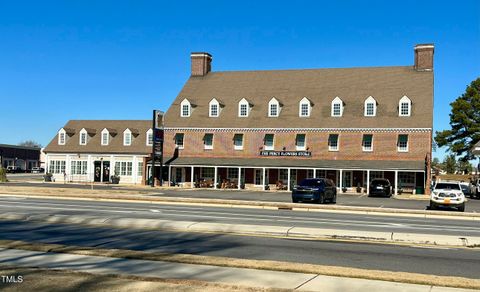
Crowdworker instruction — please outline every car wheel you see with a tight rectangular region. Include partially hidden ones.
[292,198,299,203]
[318,195,325,204]
[331,194,337,204]
[458,204,465,212]
[429,202,436,210]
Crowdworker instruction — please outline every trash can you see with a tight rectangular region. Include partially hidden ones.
[415,186,424,195]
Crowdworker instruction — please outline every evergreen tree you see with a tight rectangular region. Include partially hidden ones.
[435,78,480,161]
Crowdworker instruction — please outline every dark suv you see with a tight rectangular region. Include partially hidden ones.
[292,178,337,204]
[368,179,392,197]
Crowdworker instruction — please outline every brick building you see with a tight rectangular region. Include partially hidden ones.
[0,144,41,171]
[162,45,434,195]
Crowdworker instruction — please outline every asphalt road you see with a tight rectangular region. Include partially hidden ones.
[0,219,479,279]
[4,181,480,212]
[1,196,479,237]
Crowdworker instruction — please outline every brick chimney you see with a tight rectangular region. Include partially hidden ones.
[191,52,212,76]
[414,44,434,71]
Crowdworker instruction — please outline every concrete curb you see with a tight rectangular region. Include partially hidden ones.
[1,192,479,221]
[2,212,479,247]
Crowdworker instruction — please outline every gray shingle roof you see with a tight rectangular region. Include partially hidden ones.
[44,120,151,154]
[164,66,433,129]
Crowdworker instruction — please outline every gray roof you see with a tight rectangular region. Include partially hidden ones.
[166,157,425,171]
[164,66,433,129]
[44,120,152,154]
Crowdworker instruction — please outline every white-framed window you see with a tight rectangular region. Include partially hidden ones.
[180,98,191,117]
[264,134,274,150]
[71,161,87,175]
[299,97,311,117]
[362,134,373,152]
[203,133,214,150]
[234,133,244,150]
[58,129,66,145]
[397,134,409,152]
[399,172,415,187]
[175,133,184,149]
[268,97,280,117]
[279,169,288,184]
[115,161,133,176]
[296,134,306,151]
[79,128,88,145]
[227,168,239,180]
[328,134,339,151]
[399,95,412,117]
[200,167,214,179]
[48,160,66,174]
[146,129,153,146]
[331,97,344,117]
[364,96,377,117]
[238,98,250,117]
[307,169,314,178]
[209,98,220,117]
[123,129,132,146]
[138,162,143,177]
[370,171,384,180]
[315,170,326,179]
[101,129,109,146]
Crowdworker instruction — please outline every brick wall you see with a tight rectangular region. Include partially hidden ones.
[163,130,431,162]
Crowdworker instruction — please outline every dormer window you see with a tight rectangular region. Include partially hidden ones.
[58,129,66,145]
[101,129,110,146]
[124,129,132,146]
[238,98,251,117]
[268,97,281,117]
[146,129,153,146]
[331,97,344,117]
[299,97,312,117]
[79,128,88,145]
[399,96,412,117]
[209,98,221,117]
[180,98,191,117]
[364,96,377,117]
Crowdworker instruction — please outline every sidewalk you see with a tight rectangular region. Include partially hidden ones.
[0,248,476,292]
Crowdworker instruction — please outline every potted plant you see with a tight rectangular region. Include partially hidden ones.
[43,172,53,182]
[356,182,362,193]
[342,186,347,193]
[0,167,7,183]
[110,174,120,184]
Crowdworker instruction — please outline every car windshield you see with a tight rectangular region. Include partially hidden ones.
[299,179,323,187]
[434,183,460,190]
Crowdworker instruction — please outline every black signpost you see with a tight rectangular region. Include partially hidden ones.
[151,110,164,187]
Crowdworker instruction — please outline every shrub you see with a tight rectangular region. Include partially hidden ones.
[0,167,7,182]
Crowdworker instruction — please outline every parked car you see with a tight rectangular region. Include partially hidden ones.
[292,178,337,204]
[368,179,392,197]
[459,182,474,198]
[31,167,45,174]
[430,181,465,212]
[6,166,22,173]
[473,178,480,199]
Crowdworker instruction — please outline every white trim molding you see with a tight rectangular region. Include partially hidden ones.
[164,127,432,133]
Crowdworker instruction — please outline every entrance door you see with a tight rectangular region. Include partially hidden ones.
[102,161,110,182]
[94,161,102,182]
[343,171,353,188]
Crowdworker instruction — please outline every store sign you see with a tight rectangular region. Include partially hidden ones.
[259,151,312,157]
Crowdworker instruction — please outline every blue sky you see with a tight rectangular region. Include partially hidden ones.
[0,0,479,160]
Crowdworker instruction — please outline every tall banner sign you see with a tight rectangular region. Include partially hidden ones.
[151,110,164,187]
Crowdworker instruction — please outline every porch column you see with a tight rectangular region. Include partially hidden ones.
[238,167,241,190]
[262,167,266,191]
[313,169,316,178]
[87,155,92,182]
[366,170,370,195]
[214,167,218,189]
[394,170,399,195]
[168,165,172,186]
[132,156,137,184]
[65,155,71,182]
[191,166,194,188]
[287,168,291,191]
[339,169,343,190]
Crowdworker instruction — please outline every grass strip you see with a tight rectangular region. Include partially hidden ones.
[0,239,479,290]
